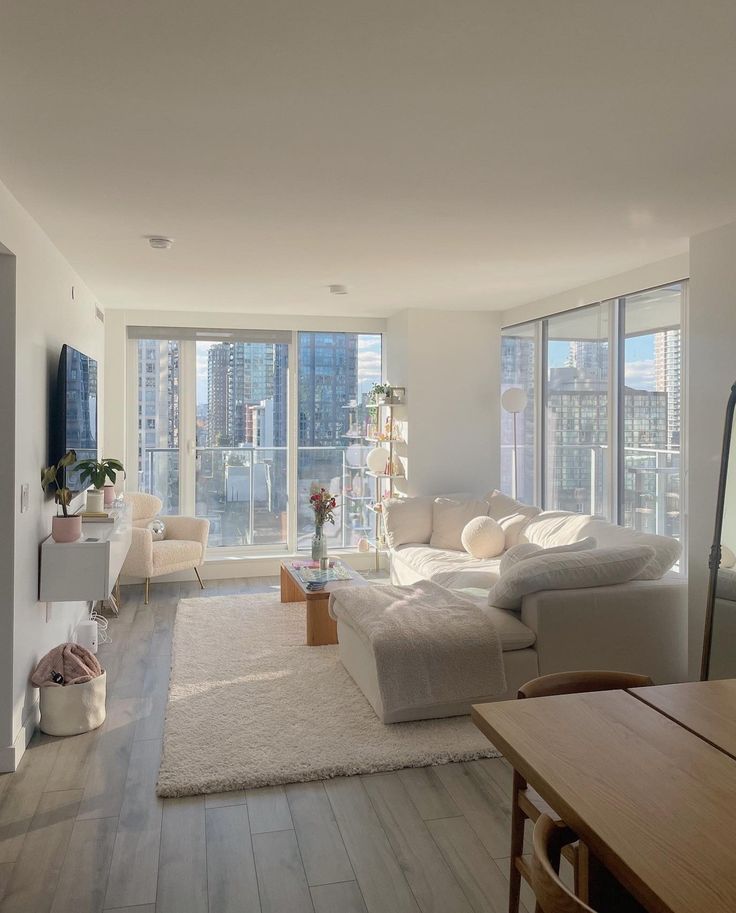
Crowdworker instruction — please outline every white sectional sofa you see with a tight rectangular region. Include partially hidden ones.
[380,492,688,693]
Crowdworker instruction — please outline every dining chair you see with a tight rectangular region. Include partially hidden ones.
[508,670,653,913]
[530,814,596,913]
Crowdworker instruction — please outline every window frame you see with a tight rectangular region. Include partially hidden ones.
[501,280,687,567]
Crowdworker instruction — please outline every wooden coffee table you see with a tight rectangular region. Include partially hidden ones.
[280,559,370,646]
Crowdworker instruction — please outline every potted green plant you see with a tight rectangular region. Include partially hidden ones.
[369,382,393,405]
[76,457,125,511]
[41,450,82,542]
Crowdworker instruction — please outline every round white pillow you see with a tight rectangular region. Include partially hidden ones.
[461,516,505,559]
[721,544,736,568]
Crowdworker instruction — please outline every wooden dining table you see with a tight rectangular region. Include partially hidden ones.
[472,680,736,913]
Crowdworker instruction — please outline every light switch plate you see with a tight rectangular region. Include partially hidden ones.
[20,482,29,513]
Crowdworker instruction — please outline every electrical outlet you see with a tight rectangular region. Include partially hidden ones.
[20,482,29,513]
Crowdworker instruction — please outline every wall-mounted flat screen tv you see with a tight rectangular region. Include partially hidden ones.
[54,344,98,490]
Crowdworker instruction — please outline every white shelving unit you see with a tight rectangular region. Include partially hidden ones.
[39,504,132,603]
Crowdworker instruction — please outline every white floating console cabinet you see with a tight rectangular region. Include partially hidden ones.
[39,504,132,602]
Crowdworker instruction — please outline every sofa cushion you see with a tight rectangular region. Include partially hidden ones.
[430,498,489,551]
[488,545,656,610]
[382,497,434,548]
[394,544,503,590]
[461,516,505,559]
[485,490,540,522]
[456,588,537,651]
[521,512,680,580]
[498,508,540,548]
[499,537,597,576]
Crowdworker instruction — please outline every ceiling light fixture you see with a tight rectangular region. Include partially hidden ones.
[328,284,348,295]
[147,236,174,250]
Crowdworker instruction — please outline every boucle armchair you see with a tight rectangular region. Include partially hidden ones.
[122,492,210,604]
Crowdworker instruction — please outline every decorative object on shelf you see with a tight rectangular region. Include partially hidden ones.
[41,449,82,543]
[357,537,371,553]
[501,387,528,500]
[368,382,393,405]
[388,386,406,404]
[366,446,389,474]
[76,457,126,511]
[309,487,337,562]
[148,518,166,541]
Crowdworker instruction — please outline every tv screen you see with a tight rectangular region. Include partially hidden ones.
[55,344,98,490]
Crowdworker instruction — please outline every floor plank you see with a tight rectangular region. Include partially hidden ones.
[311,881,368,913]
[0,736,60,864]
[133,645,171,742]
[433,762,512,859]
[103,739,163,909]
[247,786,293,834]
[50,815,117,913]
[324,776,420,913]
[205,789,247,809]
[45,728,99,792]
[0,865,12,902]
[252,829,314,913]
[206,804,260,913]
[157,796,208,913]
[361,772,473,913]
[428,815,524,913]
[76,696,138,821]
[0,788,82,913]
[397,767,460,821]
[286,781,354,886]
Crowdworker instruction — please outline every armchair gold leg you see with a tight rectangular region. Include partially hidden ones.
[144,577,150,605]
[194,567,205,590]
[114,577,121,605]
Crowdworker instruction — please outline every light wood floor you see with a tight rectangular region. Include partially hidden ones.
[0,576,541,913]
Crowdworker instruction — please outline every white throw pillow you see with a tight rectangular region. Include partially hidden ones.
[499,537,598,576]
[721,544,736,568]
[485,490,541,522]
[498,508,540,548]
[461,516,505,559]
[487,545,656,611]
[430,498,489,551]
[381,497,434,548]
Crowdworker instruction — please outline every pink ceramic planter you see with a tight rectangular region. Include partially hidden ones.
[51,515,82,543]
[104,484,116,507]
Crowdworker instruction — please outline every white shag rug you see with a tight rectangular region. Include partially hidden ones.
[157,593,500,797]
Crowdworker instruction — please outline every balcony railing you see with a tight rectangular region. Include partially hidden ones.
[138,444,379,550]
[500,443,681,538]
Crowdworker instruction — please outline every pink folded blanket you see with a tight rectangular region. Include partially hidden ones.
[31,643,103,687]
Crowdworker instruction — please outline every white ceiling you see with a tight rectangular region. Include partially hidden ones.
[1,1,735,317]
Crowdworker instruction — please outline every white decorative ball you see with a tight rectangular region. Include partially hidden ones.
[461,516,505,559]
[366,447,389,474]
[148,518,166,541]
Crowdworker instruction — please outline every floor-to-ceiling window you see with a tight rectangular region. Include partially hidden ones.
[297,331,382,550]
[500,281,686,543]
[501,324,536,504]
[545,304,610,518]
[131,327,382,554]
[622,284,682,538]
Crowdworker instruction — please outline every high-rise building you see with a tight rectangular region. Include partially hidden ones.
[137,339,179,510]
[655,328,681,447]
[298,333,358,445]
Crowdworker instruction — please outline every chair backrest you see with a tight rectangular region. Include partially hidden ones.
[518,670,653,700]
[124,491,163,522]
[531,815,596,913]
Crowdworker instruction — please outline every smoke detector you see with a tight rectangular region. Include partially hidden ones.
[328,283,348,295]
[147,236,174,250]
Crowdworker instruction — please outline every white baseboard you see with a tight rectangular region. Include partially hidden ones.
[0,702,39,772]
[121,550,385,585]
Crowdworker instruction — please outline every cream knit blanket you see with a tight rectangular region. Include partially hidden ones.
[330,580,505,719]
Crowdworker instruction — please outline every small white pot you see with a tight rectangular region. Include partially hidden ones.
[39,671,107,736]
[86,488,105,512]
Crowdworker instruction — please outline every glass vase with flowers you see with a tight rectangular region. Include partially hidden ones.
[309,487,337,563]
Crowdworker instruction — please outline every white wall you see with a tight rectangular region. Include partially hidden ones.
[1,178,104,769]
[386,309,501,497]
[687,221,736,678]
